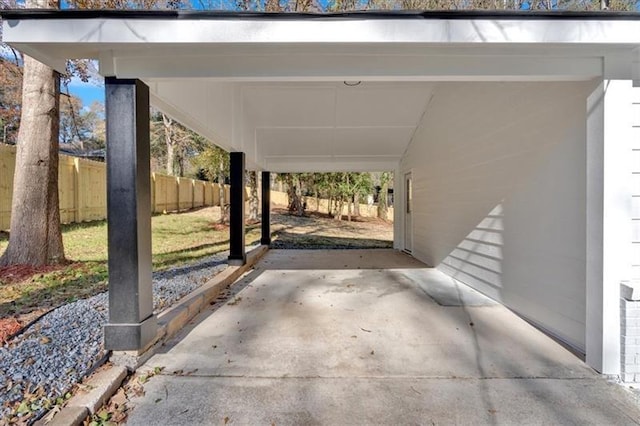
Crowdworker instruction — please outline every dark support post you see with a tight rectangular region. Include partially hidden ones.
[261,171,271,246]
[228,152,246,265]
[103,78,156,351]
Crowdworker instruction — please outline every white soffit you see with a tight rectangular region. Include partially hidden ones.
[149,80,434,172]
[245,82,433,171]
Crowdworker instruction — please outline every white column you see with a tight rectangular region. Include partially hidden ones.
[586,80,634,374]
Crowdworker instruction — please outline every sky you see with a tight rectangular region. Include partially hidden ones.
[65,76,105,107]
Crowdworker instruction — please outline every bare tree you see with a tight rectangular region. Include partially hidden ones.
[0,0,64,266]
[161,113,177,175]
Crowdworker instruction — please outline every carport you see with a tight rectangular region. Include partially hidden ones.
[3,10,639,379]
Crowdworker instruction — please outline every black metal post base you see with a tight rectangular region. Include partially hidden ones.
[104,315,157,352]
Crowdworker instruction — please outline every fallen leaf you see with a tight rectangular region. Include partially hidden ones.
[43,405,61,423]
[111,389,127,407]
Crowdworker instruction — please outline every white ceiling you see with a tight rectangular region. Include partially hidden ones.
[244,82,434,171]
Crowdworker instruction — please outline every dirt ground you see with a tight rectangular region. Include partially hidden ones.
[270,207,393,249]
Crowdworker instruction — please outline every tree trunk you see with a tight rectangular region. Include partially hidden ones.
[353,193,360,217]
[162,113,175,175]
[248,171,259,222]
[177,155,185,177]
[377,183,389,220]
[334,199,344,221]
[218,167,226,207]
[285,174,303,216]
[0,55,65,266]
[296,185,304,216]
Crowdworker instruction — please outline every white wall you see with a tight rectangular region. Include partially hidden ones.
[632,98,640,282]
[401,81,595,352]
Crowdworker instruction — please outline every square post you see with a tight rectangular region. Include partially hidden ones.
[103,78,156,351]
[586,80,634,374]
[228,152,246,265]
[261,171,271,246]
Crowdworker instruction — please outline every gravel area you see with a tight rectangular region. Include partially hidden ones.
[0,247,249,421]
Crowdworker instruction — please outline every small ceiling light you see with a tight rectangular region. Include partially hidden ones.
[343,81,362,87]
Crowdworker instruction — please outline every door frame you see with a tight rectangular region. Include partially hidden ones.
[404,171,413,253]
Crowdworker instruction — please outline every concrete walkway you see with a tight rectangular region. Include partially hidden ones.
[127,249,640,425]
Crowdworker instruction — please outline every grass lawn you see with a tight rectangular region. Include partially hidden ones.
[0,207,261,320]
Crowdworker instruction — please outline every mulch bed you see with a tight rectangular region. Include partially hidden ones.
[0,264,65,285]
[0,264,68,344]
[0,317,21,344]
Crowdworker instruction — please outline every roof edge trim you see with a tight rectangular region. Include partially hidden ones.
[3,9,640,21]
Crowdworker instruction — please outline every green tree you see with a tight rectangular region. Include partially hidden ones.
[193,145,230,207]
[247,171,259,222]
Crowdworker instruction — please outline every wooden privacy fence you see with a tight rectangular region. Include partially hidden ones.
[1,143,393,230]
[270,190,394,221]
[0,144,229,230]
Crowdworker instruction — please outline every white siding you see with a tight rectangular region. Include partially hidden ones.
[401,81,594,352]
[632,103,640,281]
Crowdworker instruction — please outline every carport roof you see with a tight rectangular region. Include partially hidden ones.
[5,10,640,171]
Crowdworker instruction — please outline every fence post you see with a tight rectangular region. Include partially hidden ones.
[175,176,180,212]
[151,173,156,213]
[191,179,195,210]
[74,158,82,222]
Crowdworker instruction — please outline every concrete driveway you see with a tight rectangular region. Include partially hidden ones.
[127,249,640,425]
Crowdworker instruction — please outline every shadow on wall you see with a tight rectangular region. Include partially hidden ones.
[400,81,591,353]
[439,203,504,302]
[436,192,586,354]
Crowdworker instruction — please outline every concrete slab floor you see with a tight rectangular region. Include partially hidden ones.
[127,249,640,425]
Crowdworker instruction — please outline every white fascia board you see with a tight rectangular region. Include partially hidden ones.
[4,18,640,77]
[6,18,640,45]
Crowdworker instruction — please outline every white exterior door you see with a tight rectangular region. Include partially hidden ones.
[404,172,413,253]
